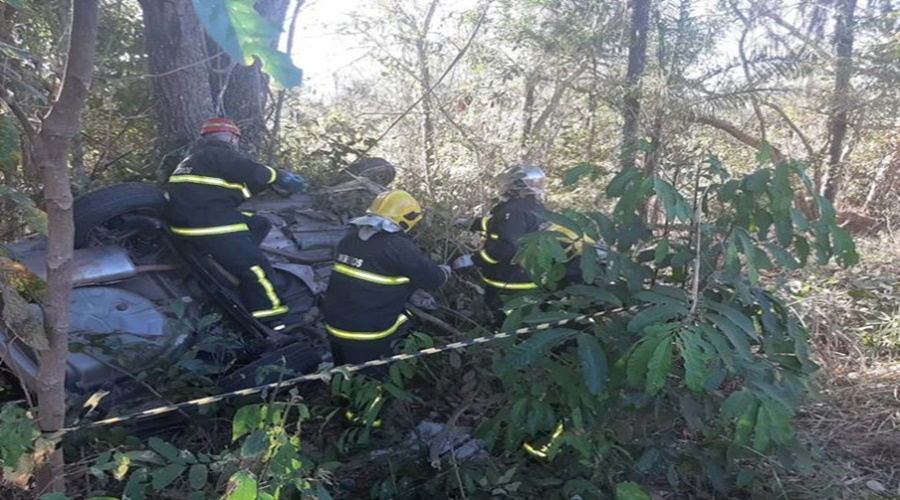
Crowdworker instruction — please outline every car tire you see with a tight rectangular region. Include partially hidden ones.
[343,157,396,186]
[73,183,168,249]
[218,342,324,393]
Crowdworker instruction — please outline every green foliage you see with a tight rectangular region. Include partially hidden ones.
[0,185,46,234]
[0,404,39,472]
[192,0,302,88]
[470,153,855,495]
[88,399,331,499]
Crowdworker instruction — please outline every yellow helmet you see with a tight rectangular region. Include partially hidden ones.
[368,190,424,232]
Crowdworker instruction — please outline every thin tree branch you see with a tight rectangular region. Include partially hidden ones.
[761,101,816,159]
[0,87,37,139]
[365,4,489,151]
[692,114,785,164]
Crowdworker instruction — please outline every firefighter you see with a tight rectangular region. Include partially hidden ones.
[452,165,547,312]
[322,189,450,375]
[164,117,305,330]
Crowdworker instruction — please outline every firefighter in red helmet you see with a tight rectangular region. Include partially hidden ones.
[164,117,305,331]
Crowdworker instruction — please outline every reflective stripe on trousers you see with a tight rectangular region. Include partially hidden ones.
[523,422,565,459]
[249,265,288,318]
[325,314,409,340]
[169,223,250,236]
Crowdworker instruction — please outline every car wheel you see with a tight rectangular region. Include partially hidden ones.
[73,182,168,249]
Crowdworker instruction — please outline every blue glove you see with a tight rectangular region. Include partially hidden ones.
[275,171,306,193]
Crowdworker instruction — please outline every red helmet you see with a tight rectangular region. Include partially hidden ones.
[200,117,240,137]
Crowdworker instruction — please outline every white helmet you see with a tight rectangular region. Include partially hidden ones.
[497,165,546,198]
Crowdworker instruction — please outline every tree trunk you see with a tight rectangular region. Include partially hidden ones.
[620,0,651,172]
[822,0,857,203]
[31,0,100,494]
[415,0,439,193]
[138,0,214,172]
[521,71,537,155]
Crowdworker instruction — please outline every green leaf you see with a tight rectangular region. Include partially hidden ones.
[654,239,669,264]
[123,469,148,500]
[734,404,758,446]
[577,333,608,395]
[564,163,596,187]
[0,185,47,234]
[706,314,752,360]
[502,329,576,368]
[764,243,799,270]
[756,141,774,164]
[580,243,599,284]
[232,405,265,442]
[742,169,771,193]
[222,470,258,500]
[240,430,269,458]
[752,406,771,452]
[192,0,302,87]
[148,437,183,464]
[627,303,686,333]
[627,335,663,386]
[1,0,27,9]
[735,230,759,283]
[646,337,673,394]
[566,284,622,307]
[831,225,859,266]
[705,302,758,341]
[189,464,208,491]
[607,169,643,197]
[39,495,69,500]
[151,463,186,491]
[615,481,650,500]
[654,178,678,223]
[677,329,711,392]
[537,209,583,236]
[722,389,755,420]
[794,235,811,266]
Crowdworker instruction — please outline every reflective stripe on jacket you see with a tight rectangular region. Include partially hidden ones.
[323,230,446,338]
[164,140,277,229]
[469,196,544,289]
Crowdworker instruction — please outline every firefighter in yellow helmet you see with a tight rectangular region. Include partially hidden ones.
[322,189,450,376]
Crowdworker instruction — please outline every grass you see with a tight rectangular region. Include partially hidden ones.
[782,236,900,499]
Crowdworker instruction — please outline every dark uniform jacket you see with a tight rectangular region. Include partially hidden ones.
[323,230,446,339]
[471,196,544,289]
[165,140,278,233]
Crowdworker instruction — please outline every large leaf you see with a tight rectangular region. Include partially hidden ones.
[222,470,258,500]
[151,464,186,492]
[193,0,302,88]
[577,333,608,395]
[564,163,597,187]
[677,329,711,392]
[646,337,673,394]
[627,303,686,333]
[615,481,650,500]
[502,328,576,368]
[566,284,622,307]
[627,333,663,386]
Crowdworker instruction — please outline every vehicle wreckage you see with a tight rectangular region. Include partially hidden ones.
[0,165,439,416]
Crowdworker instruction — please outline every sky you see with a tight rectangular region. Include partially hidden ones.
[288,0,372,94]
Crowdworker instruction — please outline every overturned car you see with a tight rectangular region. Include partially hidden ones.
[0,168,397,413]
